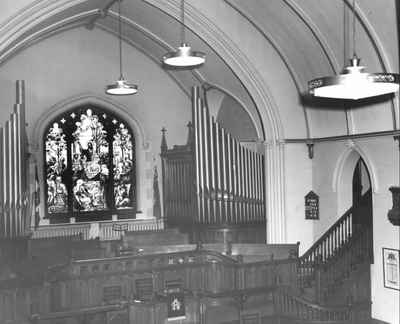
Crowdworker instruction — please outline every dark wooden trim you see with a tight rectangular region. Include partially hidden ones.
[285,129,400,144]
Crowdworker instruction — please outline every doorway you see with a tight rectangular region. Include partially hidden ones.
[352,158,373,230]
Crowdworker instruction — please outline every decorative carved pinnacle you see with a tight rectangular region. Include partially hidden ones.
[161,127,168,153]
[186,121,194,147]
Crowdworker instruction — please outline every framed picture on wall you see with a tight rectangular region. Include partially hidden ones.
[382,248,400,290]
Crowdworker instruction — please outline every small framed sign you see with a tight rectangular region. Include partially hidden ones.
[383,248,400,290]
[305,191,319,220]
[167,290,186,321]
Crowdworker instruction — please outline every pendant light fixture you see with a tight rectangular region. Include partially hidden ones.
[106,0,138,95]
[308,0,399,100]
[162,0,205,68]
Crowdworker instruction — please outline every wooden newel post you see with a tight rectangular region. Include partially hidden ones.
[388,186,400,225]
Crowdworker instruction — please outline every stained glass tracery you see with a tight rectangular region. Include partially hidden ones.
[44,107,135,219]
[113,123,134,209]
[46,123,68,213]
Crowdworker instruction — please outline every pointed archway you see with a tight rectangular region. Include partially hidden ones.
[352,158,373,231]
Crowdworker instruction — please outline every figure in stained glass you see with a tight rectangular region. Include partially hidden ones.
[72,109,109,212]
[45,122,68,213]
[113,123,134,209]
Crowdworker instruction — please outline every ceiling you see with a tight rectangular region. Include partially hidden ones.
[0,0,398,140]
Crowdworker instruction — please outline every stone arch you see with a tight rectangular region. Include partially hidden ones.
[33,93,148,150]
[332,142,378,215]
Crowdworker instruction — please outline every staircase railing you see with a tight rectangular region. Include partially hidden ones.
[273,289,370,324]
[298,206,354,288]
[316,227,373,303]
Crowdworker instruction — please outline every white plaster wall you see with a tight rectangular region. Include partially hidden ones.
[284,143,313,254]
[312,137,400,324]
[191,0,307,139]
[0,0,33,27]
[205,89,225,118]
[0,26,191,220]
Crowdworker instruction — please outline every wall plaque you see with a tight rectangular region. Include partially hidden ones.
[383,248,400,290]
[305,191,319,220]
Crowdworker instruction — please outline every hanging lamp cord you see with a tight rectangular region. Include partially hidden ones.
[343,0,347,64]
[352,0,356,57]
[180,0,186,45]
[118,0,124,79]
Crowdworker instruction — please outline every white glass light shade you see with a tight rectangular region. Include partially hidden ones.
[106,79,138,95]
[163,43,205,68]
[309,57,399,100]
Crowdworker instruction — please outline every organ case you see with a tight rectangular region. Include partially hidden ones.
[161,86,266,243]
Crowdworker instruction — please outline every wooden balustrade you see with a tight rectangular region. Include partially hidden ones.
[298,206,354,288]
[273,289,370,323]
[298,189,373,306]
[0,286,50,324]
[0,249,296,320]
[31,218,164,240]
[238,259,298,291]
[0,242,372,324]
[316,227,373,303]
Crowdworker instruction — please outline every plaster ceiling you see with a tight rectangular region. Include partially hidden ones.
[0,0,398,140]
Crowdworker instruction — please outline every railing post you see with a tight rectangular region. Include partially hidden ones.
[315,264,322,303]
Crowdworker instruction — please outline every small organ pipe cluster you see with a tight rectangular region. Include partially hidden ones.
[0,80,28,238]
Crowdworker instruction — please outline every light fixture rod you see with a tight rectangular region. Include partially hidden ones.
[343,0,347,66]
[118,0,123,79]
[161,0,205,68]
[352,0,356,57]
[180,0,185,44]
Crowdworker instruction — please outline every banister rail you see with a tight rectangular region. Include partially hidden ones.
[273,289,370,323]
[298,206,354,287]
[298,189,373,306]
[315,227,373,303]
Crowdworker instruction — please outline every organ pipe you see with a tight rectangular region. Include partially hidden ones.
[0,81,28,238]
[161,86,265,229]
[192,86,265,226]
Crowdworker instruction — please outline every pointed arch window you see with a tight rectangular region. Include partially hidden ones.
[44,106,136,223]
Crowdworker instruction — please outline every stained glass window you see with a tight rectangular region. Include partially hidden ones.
[44,107,135,222]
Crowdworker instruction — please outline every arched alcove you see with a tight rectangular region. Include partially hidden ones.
[333,143,378,216]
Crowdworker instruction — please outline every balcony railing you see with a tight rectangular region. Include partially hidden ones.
[31,218,164,241]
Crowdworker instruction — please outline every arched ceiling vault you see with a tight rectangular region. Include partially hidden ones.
[0,0,398,140]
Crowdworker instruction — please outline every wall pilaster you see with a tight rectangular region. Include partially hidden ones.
[263,140,286,243]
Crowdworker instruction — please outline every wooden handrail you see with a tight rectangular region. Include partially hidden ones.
[273,289,370,323]
[300,206,353,264]
[300,189,372,266]
[298,205,353,289]
[298,191,371,290]
[298,189,373,308]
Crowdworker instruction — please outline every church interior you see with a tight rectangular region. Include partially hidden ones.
[0,0,399,323]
